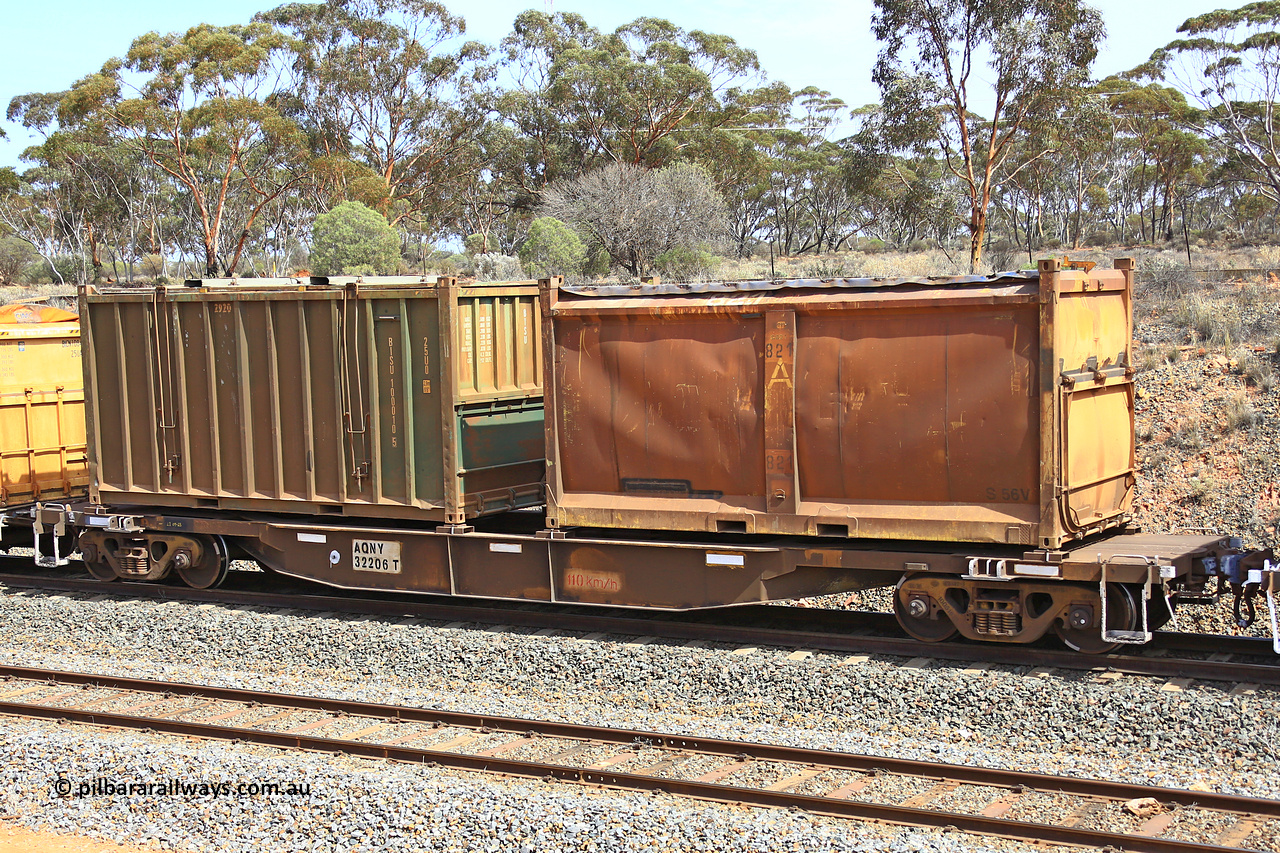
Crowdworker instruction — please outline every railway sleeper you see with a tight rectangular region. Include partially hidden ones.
[894,574,1163,654]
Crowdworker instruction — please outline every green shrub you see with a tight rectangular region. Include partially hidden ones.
[1187,469,1216,503]
[518,217,587,279]
[583,244,612,278]
[801,256,849,278]
[654,246,719,281]
[0,236,36,284]
[21,255,83,285]
[474,253,524,282]
[310,201,401,276]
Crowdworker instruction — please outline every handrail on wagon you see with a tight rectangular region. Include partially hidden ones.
[1097,554,1171,646]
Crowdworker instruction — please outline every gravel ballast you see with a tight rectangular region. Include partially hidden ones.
[0,588,1276,851]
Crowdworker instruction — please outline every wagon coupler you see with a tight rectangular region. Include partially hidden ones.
[1201,551,1280,652]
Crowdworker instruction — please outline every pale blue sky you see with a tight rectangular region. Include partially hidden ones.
[0,0,1225,169]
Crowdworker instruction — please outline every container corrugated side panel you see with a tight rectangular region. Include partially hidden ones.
[0,323,87,506]
[85,299,162,497]
[546,262,1135,546]
[87,288,451,514]
[366,294,446,508]
[88,281,546,521]
[455,284,542,401]
[793,304,1040,507]
[553,313,764,504]
[450,282,546,517]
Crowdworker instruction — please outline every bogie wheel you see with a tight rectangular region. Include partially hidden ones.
[80,537,118,582]
[893,577,959,643]
[84,559,119,582]
[176,535,229,590]
[1054,583,1138,654]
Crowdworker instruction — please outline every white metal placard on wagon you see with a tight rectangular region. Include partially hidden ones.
[352,540,402,573]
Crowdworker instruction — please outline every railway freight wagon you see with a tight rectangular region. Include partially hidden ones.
[35,263,1275,655]
[542,258,1134,549]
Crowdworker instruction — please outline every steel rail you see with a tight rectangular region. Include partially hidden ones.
[0,664,1274,852]
[1,571,1276,685]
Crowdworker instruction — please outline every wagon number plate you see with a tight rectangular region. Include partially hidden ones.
[352,540,402,574]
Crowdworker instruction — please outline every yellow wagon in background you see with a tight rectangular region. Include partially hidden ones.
[0,303,87,509]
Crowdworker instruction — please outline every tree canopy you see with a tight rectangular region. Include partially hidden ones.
[870,0,1106,270]
[4,1,1280,284]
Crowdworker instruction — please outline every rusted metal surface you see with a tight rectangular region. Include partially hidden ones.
[80,277,543,524]
[544,259,1135,548]
[62,500,1232,621]
[0,316,87,507]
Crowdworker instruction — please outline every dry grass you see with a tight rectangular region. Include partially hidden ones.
[1168,416,1205,450]
[1224,389,1258,431]
[714,248,976,281]
[710,245,1280,285]
[0,284,78,312]
[1171,294,1243,347]
[1232,347,1278,391]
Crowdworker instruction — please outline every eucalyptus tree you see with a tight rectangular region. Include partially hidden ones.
[1142,2,1280,206]
[871,0,1105,270]
[31,22,313,277]
[0,167,71,282]
[6,89,141,281]
[497,11,779,186]
[758,88,858,255]
[1099,79,1209,243]
[259,0,489,236]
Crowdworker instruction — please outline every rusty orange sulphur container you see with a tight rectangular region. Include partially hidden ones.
[543,258,1136,549]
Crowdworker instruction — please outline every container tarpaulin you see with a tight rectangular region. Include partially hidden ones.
[542,259,1135,548]
[83,277,544,523]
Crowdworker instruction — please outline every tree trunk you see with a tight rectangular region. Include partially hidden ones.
[969,208,986,272]
[86,223,104,283]
[204,239,219,278]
